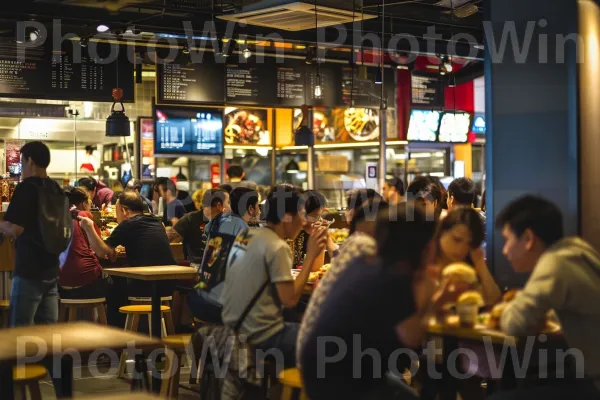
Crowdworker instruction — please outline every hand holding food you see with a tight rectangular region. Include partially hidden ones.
[442,262,479,285]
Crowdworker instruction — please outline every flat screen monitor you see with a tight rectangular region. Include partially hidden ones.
[438,112,472,143]
[407,110,441,142]
[472,113,486,135]
[154,106,224,155]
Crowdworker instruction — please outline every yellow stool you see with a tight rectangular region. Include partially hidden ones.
[279,368,308,400]
[13,364,47,400]
[128,296,175,335]
[160,334,193,398]
[118,305,174,378]
[60,298,108,324]
[0,299,9,328]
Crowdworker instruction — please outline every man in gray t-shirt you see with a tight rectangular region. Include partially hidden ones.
[221,185,327,367]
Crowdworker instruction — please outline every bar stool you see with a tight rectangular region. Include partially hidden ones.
[279,368,308,400]
[13,364,47,400]
[59,298,108,324]
[160,334,193,398]
[128,296,175,334]
[118,305,174,378]
[0,299,9,328]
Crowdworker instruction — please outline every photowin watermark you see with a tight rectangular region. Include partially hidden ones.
[11,333,586,382]
[10,18,588,65]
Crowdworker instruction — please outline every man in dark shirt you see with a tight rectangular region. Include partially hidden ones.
[80,191,176,326]
[167,188,229,261]
[0,141,62,327]
[155,177,186,227]
[125,179,153,213]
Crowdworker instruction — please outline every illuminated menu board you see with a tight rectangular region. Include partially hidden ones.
[0,39,134,102]
[154,106,223,155]
[438,112,471,143]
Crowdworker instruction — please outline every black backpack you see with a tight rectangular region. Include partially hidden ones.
[37,179,73,255]
[195,213,244,291]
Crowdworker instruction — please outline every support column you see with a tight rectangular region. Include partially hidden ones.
[485,0,580,288]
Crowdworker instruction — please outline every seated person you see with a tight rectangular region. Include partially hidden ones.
[167,188,229,262]
[186,188,250,324]
[490,196,600,400]
[289,190,337,269]
[230,186,261,227]
[125,179,153,213]
[78,177,114,210]
[79,192,177,326]
[59,187,111,300]
[155,177,186,227]
[301,204,459,399]
[221,185,328,368]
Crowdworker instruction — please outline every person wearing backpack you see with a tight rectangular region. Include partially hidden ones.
[187,188,251,324]
[0,141,69,327]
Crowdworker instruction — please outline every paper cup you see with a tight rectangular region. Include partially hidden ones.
[457,303,479,328]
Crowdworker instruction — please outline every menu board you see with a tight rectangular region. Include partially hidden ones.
[411,72,444,107]
[154,106,223,155]
[277,63,305,107]
[407,110,441,142]
[138,118,155,180]
[158,57,396,109]
[438,111,471,143]
[342,66,396,108]
[0,39,134,102]
[157,55,225,104]
[226,61,278,105]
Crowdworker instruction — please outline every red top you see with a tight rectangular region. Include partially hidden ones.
[59,210,103,287]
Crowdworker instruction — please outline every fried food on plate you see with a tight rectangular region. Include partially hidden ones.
[442,262,478,285]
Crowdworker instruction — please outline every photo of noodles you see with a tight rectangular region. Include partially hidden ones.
[343,108,379,141]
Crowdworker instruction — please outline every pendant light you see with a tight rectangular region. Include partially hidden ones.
[313,0,322,98]
[106,58,130,137]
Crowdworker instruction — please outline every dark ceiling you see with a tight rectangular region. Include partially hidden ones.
[0,0,484,58]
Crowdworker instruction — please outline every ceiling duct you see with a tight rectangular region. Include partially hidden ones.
[218,0,376,32]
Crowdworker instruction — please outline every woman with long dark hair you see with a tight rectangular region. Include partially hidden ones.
[432,206,500,305]
[59,187,111,300]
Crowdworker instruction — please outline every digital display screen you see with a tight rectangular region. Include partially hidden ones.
[438,112,472,143]
[154,107,224,155]
[407,110,441,142]
[472,113,486,134]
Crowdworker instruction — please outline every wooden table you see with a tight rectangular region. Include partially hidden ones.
[0,322,162,399]
[424,318,562,400]
[103,266,197,393]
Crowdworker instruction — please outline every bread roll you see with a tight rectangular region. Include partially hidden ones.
[442,262,478,284]
[458,291,485,307]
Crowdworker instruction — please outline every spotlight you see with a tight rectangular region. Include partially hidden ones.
[243,46,251,59]
[375,69,383,85]
[441,56,453,74]
[16,27,41,44]
[96,24,110,33]
[79,37,89,47]
[220,39,235,57]
[305,47,315,64]
[182,44,190,55]
[29,29,40,42]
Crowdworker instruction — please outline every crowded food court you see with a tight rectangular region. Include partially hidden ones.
[0,1,598,399]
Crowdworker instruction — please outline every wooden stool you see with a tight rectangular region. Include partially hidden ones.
[160,334,192,398]
[128,296,175,335]
[59,298,108,324]
[13,364,47,400]
[118,305,174,378]
[0,299,9,328]
[279,368,308,400]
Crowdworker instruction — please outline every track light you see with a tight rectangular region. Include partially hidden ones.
[79,37,89,47]
[219,39,235,57]
[243,46,251,59]
[182,44,190,55]
[96,24,110,33]
[305,47,315,64]
[440,56,453,74]
[16,27,41,44]
[375,69,383,85]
